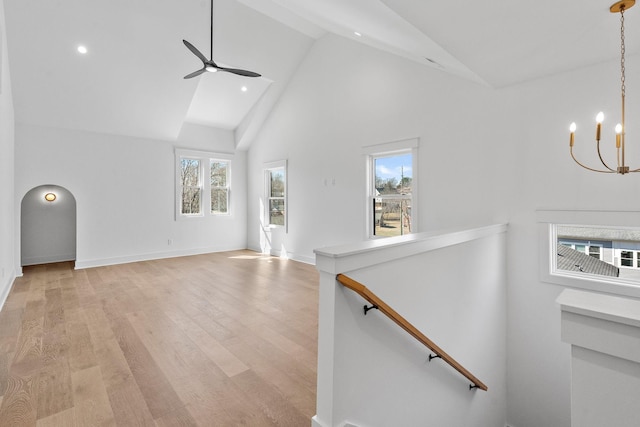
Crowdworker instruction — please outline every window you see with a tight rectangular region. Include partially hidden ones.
[210,160,229,214]
[364,138,418,239]
[538,210,640,298]
[264,160,287,228]
[588,246,601,259]
[176,149,232,219]
[180,158,201,215]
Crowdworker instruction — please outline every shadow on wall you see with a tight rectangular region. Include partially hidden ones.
[21,185,76,266]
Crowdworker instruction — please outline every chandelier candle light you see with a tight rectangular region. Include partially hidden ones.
[569,0,638,174]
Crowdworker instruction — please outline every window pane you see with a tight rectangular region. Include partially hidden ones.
[180,158,201,214]
[373,198,411,237]
[270,170,285,197]
[621,251,633,267]
[211,161,228,188]
[374,154,412,196]
[588,246,601,259]
[211,188,228,214]
[182,187,201,214]
[181,159,200,187]
[269,199,285,226]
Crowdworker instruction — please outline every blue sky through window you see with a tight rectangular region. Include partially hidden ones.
[375,153,412,181]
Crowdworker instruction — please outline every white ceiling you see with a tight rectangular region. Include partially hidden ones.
[5,0,638,146]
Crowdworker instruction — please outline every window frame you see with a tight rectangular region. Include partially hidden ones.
[179,157,203,216]
[538,209,640,298]
[175,149,233,220]
[363,138,418,239]
[264,160,287,231]
[209,159,231,215]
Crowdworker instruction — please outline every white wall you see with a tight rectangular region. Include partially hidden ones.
[0,0,16,306]
[14,123,248,271]
[247,34,514,263]
[501,54,640,427]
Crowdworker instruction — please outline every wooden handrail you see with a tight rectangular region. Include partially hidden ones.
[336,274,488,391]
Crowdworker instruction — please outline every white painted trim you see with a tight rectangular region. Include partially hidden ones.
[557,288,640,328]
[537,209,640,298]
[263,159,287,232]
[314,223,507,274]
[0,272,17,312]
[362,137,419,155]
[75,245,246,270]
[175,148,235,221]
[363,138,419,239]
[248,243,316,265]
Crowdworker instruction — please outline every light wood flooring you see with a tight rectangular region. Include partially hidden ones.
[0,250,319,426]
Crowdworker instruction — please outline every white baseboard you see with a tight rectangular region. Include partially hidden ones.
[311,415,363,427]
[75,246,247,270]
[247,244,315,265]
[0,270,16,312]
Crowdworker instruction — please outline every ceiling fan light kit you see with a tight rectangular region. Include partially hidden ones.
[569,0,637,174]
[183,0,261,79]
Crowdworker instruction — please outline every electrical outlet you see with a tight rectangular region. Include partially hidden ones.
[168,239,173,245]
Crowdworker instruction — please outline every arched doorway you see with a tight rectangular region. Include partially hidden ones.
[21,185,77,266]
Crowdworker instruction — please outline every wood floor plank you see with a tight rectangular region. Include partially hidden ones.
[65,312,98,372]
[36,358,73,420]
[160,305,249,378]
[108,315,185,419]
[41,288,69,366]
[231,369,310,426]
[151,406,198,427]
[0,251,319,426]
[0,308,25,354]
[71,366,116,427]
[0,352,9,397]
[82,306,156,426]
[35,406,76,427]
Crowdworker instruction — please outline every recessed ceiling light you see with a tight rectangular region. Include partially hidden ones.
[77,45,88,54]
[354,31,362,37]
[241,86,248,92]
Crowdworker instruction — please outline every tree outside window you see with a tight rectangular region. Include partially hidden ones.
[268,168,286,226]
[210,160,229,214]
[181,158,201,215]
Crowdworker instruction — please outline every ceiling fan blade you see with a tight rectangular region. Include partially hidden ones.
[217,66,261,78]
[184,68,206,79]
[183,39,208,64]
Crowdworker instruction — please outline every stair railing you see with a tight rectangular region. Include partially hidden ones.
[336,273,488,391]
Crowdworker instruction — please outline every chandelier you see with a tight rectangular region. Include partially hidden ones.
[569,0,637,174]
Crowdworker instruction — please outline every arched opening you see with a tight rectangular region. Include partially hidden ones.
[21,185,77,266]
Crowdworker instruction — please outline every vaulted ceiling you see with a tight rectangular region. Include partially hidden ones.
[4,0,638,148]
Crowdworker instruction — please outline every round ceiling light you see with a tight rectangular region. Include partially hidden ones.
[44,192,57,202]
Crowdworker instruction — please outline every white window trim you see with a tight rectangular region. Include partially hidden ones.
[363,138,419,240]
[175,148,233,220]
[264,159,287,232]
[537,209,640,298]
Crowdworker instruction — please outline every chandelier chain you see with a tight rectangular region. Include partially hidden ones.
[621,7,626,97]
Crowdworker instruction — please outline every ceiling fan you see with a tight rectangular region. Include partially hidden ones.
[183,0,261,79]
